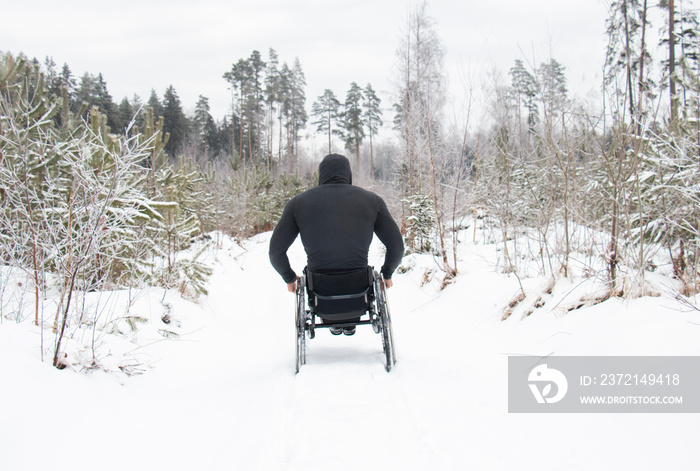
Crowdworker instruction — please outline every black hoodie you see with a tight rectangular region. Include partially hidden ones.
[269,154,404,283]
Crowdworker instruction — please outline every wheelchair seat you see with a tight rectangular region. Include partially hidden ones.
[304,266,374,321]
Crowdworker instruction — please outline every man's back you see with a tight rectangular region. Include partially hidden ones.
[290,182,384,272]
[269,154,404,284]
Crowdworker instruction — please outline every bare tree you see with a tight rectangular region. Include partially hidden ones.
[394,1,455,279]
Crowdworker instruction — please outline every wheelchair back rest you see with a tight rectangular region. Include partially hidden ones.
[305,266,374,316]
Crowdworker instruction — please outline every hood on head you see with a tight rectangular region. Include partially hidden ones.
[318,154,352,185]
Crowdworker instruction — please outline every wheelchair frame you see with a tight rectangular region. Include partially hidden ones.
[295,268,396,373]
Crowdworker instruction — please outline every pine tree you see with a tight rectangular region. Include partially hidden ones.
[117,97,136,134]
[193,95,217,160]
[604,0,654,126]
[130,94,144,128]
[224,57,251,167]
[537,59,568,125]
[363,83,383,180]
[147,89,163,120]
[311,89,342,154]
[94,73,118,130]
[660,0,700,123]
[74,72,118,131]
[287,58,307,169]
[58,63,76,102]
[264,48,281,170]
[162,85,189,157]
[75,72,95,113]
[44,56,60,97]
[222,51,268,167]
[277,62,292,167]
[223,52,306,172]
[215,116,232,159]
[509,59,539,140]
[247,50,266,162]
[134,106,169,172]
[342,82,366,171]
[675,6,699,117]
[402,194,436,253]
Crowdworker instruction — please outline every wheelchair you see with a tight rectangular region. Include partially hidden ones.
[294,266,396,373]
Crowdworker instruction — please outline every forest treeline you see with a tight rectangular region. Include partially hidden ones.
[39,48,386,178]
[1,0,699,369]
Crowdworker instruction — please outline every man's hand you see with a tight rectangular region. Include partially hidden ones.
[287,276,300,293]
[383,278,393,289]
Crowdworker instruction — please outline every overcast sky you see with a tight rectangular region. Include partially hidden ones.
[3,0,609,132]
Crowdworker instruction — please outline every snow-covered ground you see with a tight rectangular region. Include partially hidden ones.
[2,224,700,470]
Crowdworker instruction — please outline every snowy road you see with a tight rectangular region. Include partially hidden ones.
[2,231,700,470]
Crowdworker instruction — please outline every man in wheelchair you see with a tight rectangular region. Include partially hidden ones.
[269,153,404,336]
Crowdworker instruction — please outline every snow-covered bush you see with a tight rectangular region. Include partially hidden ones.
[402,193,436,253]
[0,52,216,369]
[630,125,700,295]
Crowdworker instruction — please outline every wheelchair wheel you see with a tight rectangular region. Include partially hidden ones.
[375,272,396,372]
[295,275,307,373]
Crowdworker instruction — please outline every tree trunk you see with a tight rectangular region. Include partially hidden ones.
[473,135,480,244]
[622,1,636,120]
[22,183,41,326]
[636,0,648,134]
[355,126,360,174]
[247,108,253,167]
[327,110,332,154]
[369,127,374,182]
[669,0,679,125]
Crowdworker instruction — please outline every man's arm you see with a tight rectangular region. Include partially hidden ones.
[374,196,404,281]
[269,199,299,284]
